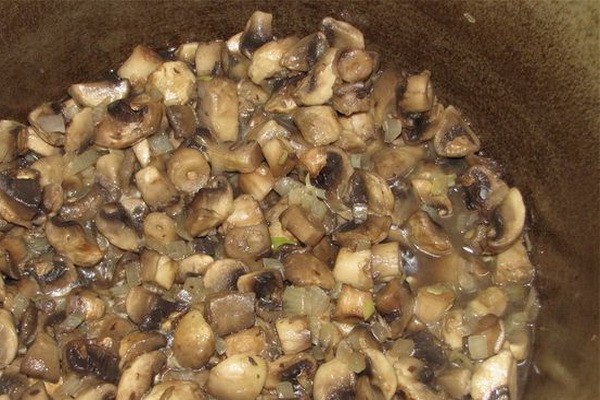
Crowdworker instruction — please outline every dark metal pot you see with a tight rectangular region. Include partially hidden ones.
[0,1,597,399]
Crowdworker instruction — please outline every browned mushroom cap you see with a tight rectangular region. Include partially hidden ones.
[117,45,164,91]
[194,40,224,77]
[203,259,248,293]
[65,289,106,321]
[206,291,256,336]
[197,77,239,143]
[333,214,392,248]
[64,107,94,153]
[337,49,375,83]
[60,184,110,222]
[116,350,167,400]
[134,164,179,210]
[280,204,326,247]
[146,61,196,106]
[410,163,454,216]
[429,106,481,158]
[470,350,517,400]
[20,332,60,383]
[321,17,365,50]
[173,309,215,369]
[45,217,104,267]
[375,279,414,339]
[184,175,234,237]
[485,188,526,253]
[240,11,273,58]
[282,252,336,290]
[332,82,372,116]
[206,140,264,174]
[398,70,434,113]
[459,162,509,214]
[0,120,21,163]
[118,330,167,369]
[0,234,28,279]
[95,203,140,252]
[64,338,120,382]
[125,285,181,330]
[405,211,452,256]
[68,79,130,108]
[207,354,267,400]
[266,352,317,389]
[294,48,338,106]
[94,100,163,149]
[0,309,18,368]
[313,358,356,400]
[293,105,342,146]
[165,105,197,140]
[0,169,41,228]
[345,169,395,216]
[281,32,328,72]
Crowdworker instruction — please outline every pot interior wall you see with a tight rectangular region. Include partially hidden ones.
[0,1,597,399]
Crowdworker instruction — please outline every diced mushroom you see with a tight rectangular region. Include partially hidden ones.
[332,82,371,116]
[371,242,402,283]
[294,48,338,106]
[119,330,167,369]
[64,107,94,152]
[28,256,78,296]
[140,250,177,289]
[459,163,509,213]
[405,211,452,256]
[207,354,267,400]
[64,339,119,382]
[334,284,375,321]
[240,11,273,58]
[173,309,215,369]
[206,291,256,336]
[0,120,21,163]
[203,259,248,293]
[59,183,109,222]
[280,204,326,246]
[313,358,356,400]
[125,285,180,330]
[333,247,373,290]
[197,77,239,142]
[260,137,298,177]
[73,383,118,400]
[94,100,163,149]
[237,269,284,314]
[0,309,17,368]
[276,316,312,354]
[470,350,517,400]
[195,41,224,76]
[321,17,365,50]
[410,163,454,216]
[134,164,179,209]
[393,355,446,400]
[469,315,506,359]
[223,326,268,357]
[371,69,402,128]
[0,169,41,228]
[239,163,275,201]
[414,284,455,325]
[146,61,196,106]
[486,187,526,252]
[281,32,328,72]
[363,349,398,400]
[65,289,105,321]
[372,145,424,180]
[184,176,234,237]
[437,368,472,399]
[468,286,508,318]
[494,241,534,284]
[345,170,395,217]
[282,252,336,290]
[333,215,392,248]
[93,203,139,251]
[266,353,317,389]
[294,105,341,146]
[116,351,166,400]
[45,217,104,267]
[206,140,264,174]
[441,309,470,350]
[337,49,374,83]
[117,45,164,91]
[143,381,206,400]
[175,41,199,63]
[430,106,481,158]
[248,37,298,84]
[68,79,130,108]
[398,70,434,113]
[20,333,61,383]
[375,278,414,339]
[20,382,50,400]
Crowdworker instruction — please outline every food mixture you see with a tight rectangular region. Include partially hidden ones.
[0,11,539,400]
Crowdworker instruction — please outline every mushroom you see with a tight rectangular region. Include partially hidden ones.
[0,309,17,368]
[409,163,454,216]
[45,217,104,267]
[414,284,456,325]
[20,332,61,383]
[276,316,312,355]
[375,278,414,339]
[222,32,252,81]
[165,104,199,139]
[205,291,256,336]
[223,326,268,357]
[321,17,365,50]
[173,308,215,369]
[75,383,118,400]
[237,269,284,316]
[64,339,119,382]
[0,234,28,279]
[68,79,130,108]
[293,105,342,146]
[65,289,106,321]
[266,353,317,390]
[197,77,239,143]
[116,351,166,400]
[430,106,481,158]
[405,211,452,256]
[294,48,338,106]
[332,82,372,116]
[142,212,178,247]
[94,100,163,149]
[336,112,374,153]
[0,120,20,163]
[134,164,179,209]
[371,241,402,283]
[282,252,336,290]
[486,187,526,252]
[117,45,164,91]
[280,204,326,247]
[248,36,298,84]
[437,368,472,399]
[345,169,395,217]
[28,256,78,296]
[337,49,375,83]
[125,285,181,330]
[333,215,392,248]
[184,175,234,237]
[334,284,375,321]
[20,382,50,400]
[313,358,356,400]
[60,184,110,222]
[393,355,447,400]
[494,241,534,284]
[441,309,470,350]
[139,249,177,290]
[143,381,206,400]
[195,40,224,77]
[468,315,506,359]
[371,145,424,181]
[146,61,196,106]
[363,349,398,400]
[467,286,508,318]
[176,253,214,282]
[459,162,509,213]
[28,103,66,139]
[118,330,167,369]
[470,350,517,400]
[206,140,264,174]
[203,259,248,293]
[0,168,41,228]
[333,247,373,290]
[371,69,402,128]
[64,106,94,152]
[93,202,139,251]
[260,137,298,177]
[207,354,267,400]
[240,11,273,58]
[281,32,328,72]
[398,70,434,113]
[239,163,275,201]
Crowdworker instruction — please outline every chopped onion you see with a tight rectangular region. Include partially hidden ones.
[271,236,297,250]
[11,293,29,320]
[349,153,362,168]
[371,318,390,342]
[274,177,302,196]
[58,312,85,332]
[352,202,368,224]
[276,381,295,399]
[183,276,205,302]
[215,336,226,355]
[65,148,98,176]
[263,257,284,270]
[283,286,329,316]
[348,351,367,373]
[390,338,415,358]
[467,334,489,360]
[525,287,541,321]
[149,133,174,155]
[125,262,141,287]
[109,283,130,297]
[36,114,66,133]
[383,117,402,143]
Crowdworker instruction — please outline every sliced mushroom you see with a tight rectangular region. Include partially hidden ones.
[20,332,61,383]
[280,204,326,247]
[414,284,456,325]
[281,32,328,72]
[116,350,166,400]
[143,381,206,400]
[206,291,255,336]
[334,284,375,321]
[240,11,273,58]
[494,241,534,284]
[405,211,452,256]
[68,79,130,108]
[486,187,526,252]
[332,82,372,116]
[260,137,298,177]
[337,49,375,83]
[345,169,395,216]
[0,168,41,228]
[294,48,338,106]
[117,45,164,91]
[45,217,104,267]
[248,36,298,84]
[430,106,481,158]
[118,330,167,369]
[0,120,21,163]
[333,215,392,248]
[197,77,239,143]
[375,278,414,339]
[313,358,356,400]
[125,285,180,330]
[333,247,373,290]
[398,70,434,113]
[470,350,517,400]
[176,253,214,282]
[134,164,179,210]
[64,106,94,153]
[0,309,17,368]
[94,100,163,149]
[184,176,234,237]
[207,354,267,400]
[293,105,342,146]
[266,352,317,390]
[28,256,78,296]
[371,241,402,283]
[371,69,402,128]
[282,252,336,290]
[146,60,196,106]
[173,308,215,369]
[321,17,365,50]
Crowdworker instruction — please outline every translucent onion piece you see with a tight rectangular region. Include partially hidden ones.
[64,147,99,176]
[148,133,174,155]
[383,117,402,143]
[274,177,303,196]
[468,334,489,360]
[58,312,85,332]
[276,381,295,399]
